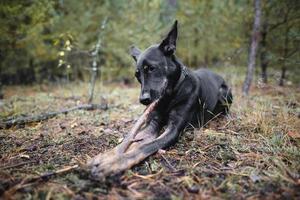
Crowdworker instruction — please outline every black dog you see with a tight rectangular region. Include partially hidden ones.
[90,21,232,177]
[130,20,232,146]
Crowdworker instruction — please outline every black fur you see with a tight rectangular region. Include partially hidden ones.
[129,20,233,152]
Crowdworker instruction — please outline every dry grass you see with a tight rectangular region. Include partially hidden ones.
[0,68,299,199]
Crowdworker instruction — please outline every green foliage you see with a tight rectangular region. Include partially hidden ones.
[0,0,60,83]
[0,0,299,84]
[262,0,300,69]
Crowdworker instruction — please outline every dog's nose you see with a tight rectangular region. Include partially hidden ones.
[140,92,151,105]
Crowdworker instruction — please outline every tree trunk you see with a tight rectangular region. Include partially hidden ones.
[0,81,3,99]
[260,22,268,83]
[242,0,261,95]
[88,18,107,103]
[279,67,286,86]
[88,61,98,104]
[279,20,290,86]
[261,62,268,83]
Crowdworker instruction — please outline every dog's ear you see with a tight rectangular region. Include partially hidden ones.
[129,46,142,62]
[159,20,178,56]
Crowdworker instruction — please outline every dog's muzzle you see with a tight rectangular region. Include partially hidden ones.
[140,92,151,105]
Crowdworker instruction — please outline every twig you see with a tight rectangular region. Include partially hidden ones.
[159,153,176,172]
[0,160,36,170]
[127,182,145,199]
[132,169,163,180]
[201,168,249,177]
[3,165,79,198]
[25,165,79,184]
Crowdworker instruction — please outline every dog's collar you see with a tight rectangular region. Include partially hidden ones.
[174,65,188,91]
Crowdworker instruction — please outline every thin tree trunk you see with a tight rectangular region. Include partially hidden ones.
[88,60,98,104]
[0,64,3,99]
[242,0,261,95]
[279,67,286,86]
[88,18,107,103]
[261,63,268,83]
[279,22,290,86]
[0,82,3,99]
[260,22,268,83]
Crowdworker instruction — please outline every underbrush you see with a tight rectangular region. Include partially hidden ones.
[0,69,299,199]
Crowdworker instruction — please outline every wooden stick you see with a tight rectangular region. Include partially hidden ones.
[25,165,79,184]
[0,161,36,170]
[0,104,108,129]
[87,100,159,178]
[117,100,158,153]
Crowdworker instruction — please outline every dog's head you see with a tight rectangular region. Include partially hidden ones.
[130,20,180,105]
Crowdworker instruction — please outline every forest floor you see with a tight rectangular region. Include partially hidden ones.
[0,68,300,199]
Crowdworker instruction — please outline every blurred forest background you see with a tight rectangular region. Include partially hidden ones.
[0,0,299,88]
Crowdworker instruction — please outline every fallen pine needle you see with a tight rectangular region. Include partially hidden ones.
[133,169,163,180]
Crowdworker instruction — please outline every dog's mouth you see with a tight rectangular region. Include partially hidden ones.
[140,91,159,106]
[140,90,163,106]
[140,79,169,106]
[140,99,152,106]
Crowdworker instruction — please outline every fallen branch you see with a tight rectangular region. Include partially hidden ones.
[117,100,158,154]
[88,100,159,179]
[0,104,108,129]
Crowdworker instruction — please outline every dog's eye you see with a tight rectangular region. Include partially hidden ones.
[143,65,148,71]
[148,66,155,72]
